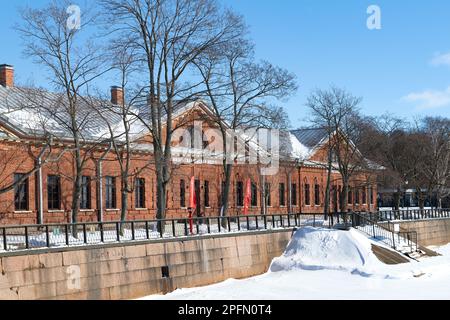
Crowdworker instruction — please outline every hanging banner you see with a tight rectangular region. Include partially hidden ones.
[244,179,252,215]
[189,177,197,233]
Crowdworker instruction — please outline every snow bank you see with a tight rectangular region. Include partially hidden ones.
[270,227,384,273]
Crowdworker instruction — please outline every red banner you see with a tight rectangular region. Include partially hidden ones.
[243,179,251,215]
[188,177,196,233]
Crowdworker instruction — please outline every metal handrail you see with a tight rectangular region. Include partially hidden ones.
[0,213,324,253]
[352,212,419,254]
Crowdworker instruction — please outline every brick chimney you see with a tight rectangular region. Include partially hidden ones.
[0,64,14,87]
[111,86,124,106]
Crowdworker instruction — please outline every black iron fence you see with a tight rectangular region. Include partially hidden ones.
[377,208,450,222]
[352,212,418,253]
[0,213,326,253]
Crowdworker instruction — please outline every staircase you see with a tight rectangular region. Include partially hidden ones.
[352,212,439,262]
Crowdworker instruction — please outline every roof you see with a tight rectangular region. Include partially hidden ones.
[0,85,145,142]
[290,128,329,148]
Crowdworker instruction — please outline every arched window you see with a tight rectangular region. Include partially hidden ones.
[304,178,310,206]
[314,178,320,206]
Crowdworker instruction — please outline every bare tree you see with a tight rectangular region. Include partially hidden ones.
[327,89,365,213]
[420,117,450,208]
[306,87,356,220]
[99,0,244,230]
[16,1,110,226]
[94,44,154,228]
[194,38,297,220]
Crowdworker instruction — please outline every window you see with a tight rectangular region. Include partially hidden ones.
[204,181,210,207]
[135,178,146,208]
[348,189,353,205]
[314,183,320,206]
[292,184,298,206]
[236,181,244,207]
[80,176,91,210]
[105,176,117,209]
[47,175,61,210]
[14,173,29,211]
[180,179,186,208]
[279,183,286,206]
[355,188,360,205]
[305,184,310,206]
[265,183,271,207]
[362,187,367,204]
[251,183,258,207]
[368,186,373,205]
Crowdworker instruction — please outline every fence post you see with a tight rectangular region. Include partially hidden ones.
[131,222,136,241]
[237,216,241,231]
[207,218,211,234]
[65,225,70,246]
[100,223,104,243]
[116,222,121,242]
[83,224,88,244]
[46,225,50,248]
[25,226,29,249]
[172,220,176,237]
[2,228,7,251]
[184,219,188,236]
[145,221,150,239]
[227,217,231,232]
[264,215,268,230]
[246,216,250,230]
[159,221,164,238]
[255,216,259,230]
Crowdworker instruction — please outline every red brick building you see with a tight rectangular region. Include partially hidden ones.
[0,65,377,226]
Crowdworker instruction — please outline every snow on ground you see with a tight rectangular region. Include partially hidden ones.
[141,227,450,300]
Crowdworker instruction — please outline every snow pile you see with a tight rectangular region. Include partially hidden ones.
[270,227,384,273]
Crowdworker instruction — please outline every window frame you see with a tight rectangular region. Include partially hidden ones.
[80,176,91,210]
[279,183,286,207]
[135,178,146,209]
[14,173,29,211]
[105,176,117,209]
[47,175,61,211]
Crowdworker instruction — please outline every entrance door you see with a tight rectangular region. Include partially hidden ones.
[195,180,201,217]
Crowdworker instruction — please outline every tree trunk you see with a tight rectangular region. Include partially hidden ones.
[220,164,233,227]
[323,159,332,221]
[71,158,82,238]
[120,177,129,236]
[339,182,349,224]
[393,189,401,211]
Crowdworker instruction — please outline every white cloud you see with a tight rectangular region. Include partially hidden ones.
[431,52,450,67]
[402,86,450,110]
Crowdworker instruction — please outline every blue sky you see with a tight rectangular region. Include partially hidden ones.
[1,0,450,127]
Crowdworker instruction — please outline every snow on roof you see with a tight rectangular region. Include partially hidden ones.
[288,132,311,160]
[290,128,329,148]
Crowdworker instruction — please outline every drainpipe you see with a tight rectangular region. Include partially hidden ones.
[36,157,44,225]
[288,172,292,214]
[97,160,104,222]
[97,143,112,222]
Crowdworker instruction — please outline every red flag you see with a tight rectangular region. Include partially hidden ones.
[189,177,196,233]
[244,179,252,215]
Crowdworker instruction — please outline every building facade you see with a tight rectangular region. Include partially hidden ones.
[0,65,378,226]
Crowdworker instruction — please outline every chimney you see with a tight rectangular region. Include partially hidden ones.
[0,64,14,87]
[111,86,124,106]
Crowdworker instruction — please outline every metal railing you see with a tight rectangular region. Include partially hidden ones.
[352,212,418,253]
[377,208,450,222]
[0,213,326,253]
